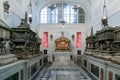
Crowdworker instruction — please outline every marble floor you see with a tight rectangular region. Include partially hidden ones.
[35,62,92,80]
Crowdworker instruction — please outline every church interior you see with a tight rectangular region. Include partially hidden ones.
[0,0,120,80]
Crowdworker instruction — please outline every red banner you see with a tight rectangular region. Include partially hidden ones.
[76,32,82,48]
[44,32,48,48]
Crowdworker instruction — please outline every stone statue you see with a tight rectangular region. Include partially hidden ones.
[101,17,108,27]
[24,40,30,55]
[1,40,6,54]
[20,19,25,25]
[0,39,4,54]
[3,1,10,13]
[5,39,11,54]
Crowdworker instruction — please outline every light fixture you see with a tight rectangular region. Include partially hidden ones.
[59,19,66,25]
[59,0,66,27]
[73,6,78,14]
[48,4,56,11]
[48,4,56,14]
[72,0,80,14]
[72,34,75,40]
[101,0,108,27]
[28,0,32,24]
[50,34,53,41]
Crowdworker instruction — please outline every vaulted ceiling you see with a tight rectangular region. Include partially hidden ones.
[32,0,96,12]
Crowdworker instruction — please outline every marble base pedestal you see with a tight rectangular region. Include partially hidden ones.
[0,54,18,66]
[52,52,72,63]
[50,62,81,80]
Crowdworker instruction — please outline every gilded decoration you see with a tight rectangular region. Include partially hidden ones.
[55,32,71,51]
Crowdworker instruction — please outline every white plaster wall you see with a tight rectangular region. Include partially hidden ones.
[88,0,120,34]
[37,24,90,56]
[0,0,29,27]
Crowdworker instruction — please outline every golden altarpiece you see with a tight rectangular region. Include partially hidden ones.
[55,32,71,51]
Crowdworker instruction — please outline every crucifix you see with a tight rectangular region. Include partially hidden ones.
[61,31,64,37]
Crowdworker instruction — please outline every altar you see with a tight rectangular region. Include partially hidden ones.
[52,52,73,63]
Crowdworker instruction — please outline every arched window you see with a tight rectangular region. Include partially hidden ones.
[78,7,85,23]
[40,3,85,24]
